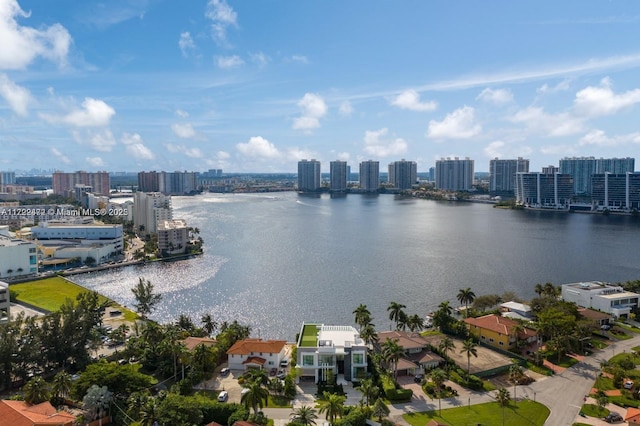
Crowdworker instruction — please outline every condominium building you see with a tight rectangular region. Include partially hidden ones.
[541,165,558,174]
[435,157,474,191]
[133,192,173,235]
[0,171,16,186]
[297,159,321,192]
[561,281,639,319]
[137,171,160,192]
[157,219,189,255]
[359,160,380,192]
[52,171,110,197]
[489,157,529,194]
[329,161,348,192]
[591,172,640,211]
[559,157,635,195]
[388,159,417,190]
[138,171,198,195]
[515,173,573,208]
[0,237,38,278]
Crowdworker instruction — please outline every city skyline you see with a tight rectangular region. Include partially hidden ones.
[3,1,640,173]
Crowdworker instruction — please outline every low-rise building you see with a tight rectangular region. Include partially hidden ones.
[0,281,9,322]
[0,400,75,425]
[561,281,639,319]
[577,307,612,327]
[226,338,287,371]
[157,219,189,255]
[376,330,443,375]
[296,323,368,383]
[500,301,533,321]
[0,237,38,278]
[464,314,538,351]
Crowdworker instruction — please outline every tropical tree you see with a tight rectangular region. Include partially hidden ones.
[508,364,523,384]
[131,277,162,319]
[396,311,409,331]
[460,339,478,377]
[353,304,372,331]
[381,338,404,380]
[359,323,378,347]
[542,282,559,298]
[355,378,379,406]
[52,372,72,401]
[534,283,544,297]
[201,313,217,336]
[456,288,476,318]
[433,301,454,331]
[438,336,455,360]
[290,405,319,426]
[495,387,511,426]
[317,391,345,425]
[595,389,608,413]
[82,385,113,424]
[406,314,425,332]
[241,379,269,415]
[430,368,447,394]
[387,302,407,329]
[23,376,50,404]
[372,398,390,422]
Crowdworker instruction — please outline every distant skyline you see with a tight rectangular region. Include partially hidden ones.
[2,0,640,173]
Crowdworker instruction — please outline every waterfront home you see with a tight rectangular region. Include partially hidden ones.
[500,301,533,321]
[296,323,368,383]
[375,330,443,375]
[226,338,287,371]
[181,336,217,351]
[464,314,537,351]
[561,281,639,319]
[0,400,75,425]
[577,307,612,327]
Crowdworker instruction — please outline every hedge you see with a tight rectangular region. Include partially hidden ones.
[381,375,413,401]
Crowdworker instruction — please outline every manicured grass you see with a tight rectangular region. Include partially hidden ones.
[525,361,554,376]
[580,403,609,417]
[594,375,615,391]
[609,393,640,408]
[545,353,579,368]
[591,339,608,349]
[267,395,292,408]
[610,352,640,365]
[403,400,549,426]
[614,322,640,333]
[11,276,106,312]
[610,331,633,340]
[300,324,318,347]
[572,423,590,426]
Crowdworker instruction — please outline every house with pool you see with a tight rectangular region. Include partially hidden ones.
[296,323,368,383]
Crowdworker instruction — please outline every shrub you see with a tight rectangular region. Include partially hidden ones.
[381,375,412,401]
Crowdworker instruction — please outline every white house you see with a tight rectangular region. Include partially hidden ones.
[0,237,38,278]
[226,338,287,371]
[561,281,639,319]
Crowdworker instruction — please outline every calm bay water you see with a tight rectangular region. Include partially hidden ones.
[72,192,640,340]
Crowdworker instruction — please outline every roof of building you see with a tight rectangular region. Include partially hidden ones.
[626,407,640,422]
[317,325,365,348]
[0,400,75,425]
[242,356,266,366]
[395,357,419,371]
[227,338,286,356]
[181,336,217,351]
[464,314,537,339]
[577,308,612,321]
[377,330,430,350]
[500,301,532,313]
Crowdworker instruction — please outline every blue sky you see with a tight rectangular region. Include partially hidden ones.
[2,0,640,173]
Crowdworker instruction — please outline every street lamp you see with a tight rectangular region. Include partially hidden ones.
[534,391,536,403]
[514,380,517,406]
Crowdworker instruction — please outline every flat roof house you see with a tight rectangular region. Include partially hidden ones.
[296,323,368,383]
[561,281,639,319]
[226,338,286,371]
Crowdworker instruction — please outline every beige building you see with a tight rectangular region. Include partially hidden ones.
[133,192,173,235]
[157,219,189,255]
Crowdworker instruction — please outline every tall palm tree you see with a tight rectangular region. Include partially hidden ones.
[51,372,72,401]
[429,368,447,394]
[438,336,455,359]
[352,304,372,331]
[290,405,319,426]
[457,288,476,318]
[382,338,404,380]
[387,302,407,329]
[495,387,511,426]
[317,391,346,425]
[396,311,409,331]
[201,313,217,336]
[534,283,544,297]
[241,379,269,415]
[359,323,379,347]
[355,378,379,406]
[433,300,453,331]
[460,339,478,377]
[407,314,425,332]
[23,376,50,404]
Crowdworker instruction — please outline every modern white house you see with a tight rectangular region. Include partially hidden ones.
[561,281,640,319]
[0,237,38,278]
[226,338,287,371]
[0,281,9,322]
[296,323,368,383]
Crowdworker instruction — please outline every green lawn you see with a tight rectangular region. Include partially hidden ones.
[403,400,549,426]
[614,322,640,333]
[580,403,609,417]
[300,324,318,347]
[594,375,615,391]
[267,395,292,408]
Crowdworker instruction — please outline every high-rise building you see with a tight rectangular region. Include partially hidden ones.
[158,171,198,195]
[0,171,16,187]
[133,192,173,235]
[592,172,640,211]
[515,172,573,208]
[435,157,474,191]
[297,159,321,192]
[559,157,635,195]
[52,171,110,197]
[541,165,558,174]
[138,171,160,192]
[388,159,417,190]
[329,161,347,192]
[489,158,529,193]
[359,161,380,192]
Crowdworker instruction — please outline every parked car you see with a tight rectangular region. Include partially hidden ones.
[217,391,228,402]
[280,359,289,368]
[220,368,230,377]
[601,324,612,331]
[624,380,634,389]
[276,370,286,379]
[604,412,623,423]
[414,374,425,384]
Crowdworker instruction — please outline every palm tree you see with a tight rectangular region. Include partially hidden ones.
[438,336,455,360]
[241,379,269,415]
[430,368,447,394]
[543,282,558,298]
[201,313,217,336]
[82,385,113,424]
[359,323,379,347]
[290,405,319,426]
[353,304,372,331]
[51,372,72,401]
[595,389,608,414]
[396,311,409,331]
[317,391,346,425]
[534,283,544,297]
[382,338,405,380]
[460,339,478,377]
[387,301,407,329]
[495,387,511,426]
[433,301,453,331]
[355,378,379,406]
[457,288,476,318]
[372,398,390,422]
[406,314,425,332]
[23,376,50,404]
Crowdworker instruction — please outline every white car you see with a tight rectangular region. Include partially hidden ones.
[217,391,228,402]
[624,380,634,389]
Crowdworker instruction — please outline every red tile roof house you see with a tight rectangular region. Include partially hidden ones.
[376,330,444,375]
[0,400,75,426]
[226,338,287,371]
[464,314,538,351]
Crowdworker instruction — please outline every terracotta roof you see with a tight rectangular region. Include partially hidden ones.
[0,400,75,425]
[394,357,419,371]
[464,314,537,339]
[242,356,266,365]
[626,407,640,422]
[377,330,429,350]
[233,422,261,426]
[411,351,444,365]
[227,338,286,356]
[181,336,217,351]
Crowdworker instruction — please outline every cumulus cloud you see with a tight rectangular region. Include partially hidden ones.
[216,55,244,69]
[166,143,204,158]
[85,156,105,167]
[50,147,70,164]
[574,78,640,117]
[121,132,155,160]
[42,97,116,127]
[205,0,238,46]
[510,106,584,137]
[217,150,230,159]
[537,79,571,94]
[171,123,196,139]
[339,101,353,117]
[476,88,513,104]
[427,106,481,139]
[175,109,189,118]
[179,32,196,57]
[236,136,281,159]
[579,129,640,147]
[72,129,117,152]
[363,128,408,157]
[0,0,72,70]
[0,73,31,115]
[483,140,533,158]
[289,55,309,64]
[390,89,437,112]
[292,93,327,131]
[249,51,270,68]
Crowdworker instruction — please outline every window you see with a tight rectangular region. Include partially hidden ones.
[352,353,364,364]
[302,354,314,366]
[489,338,494,343]
[499,341,504,346]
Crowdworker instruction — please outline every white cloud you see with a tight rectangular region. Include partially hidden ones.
[43,97,116,127]
[336,151,350,161]
[292,93,327,131]
[290,55,309,64]
[166,143,204,158]
[363,128,408,157]
[249,51,270,68]
[579,129,640,147]
[476,88,513,104]
[121,132,155,160]
[510,106,584,137]
[537,79,571,94]
[205,0,238,46]
[427,106,481,139]
[185,147,203,158]
[73,129,117,152]
[171,123,196,139]
[216,55,244,69]
[0,0,72,70]
[574,78,640,117]
[50,147,70,164]
[236,136,281,159]
[217,150,230,159]
[339,101,353,117]
[0,73,31,115]
[179,32,196,57]
[175,109,189,118]
[85,156,105,167]
[483,140,532,158]
[390,89,437,112]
